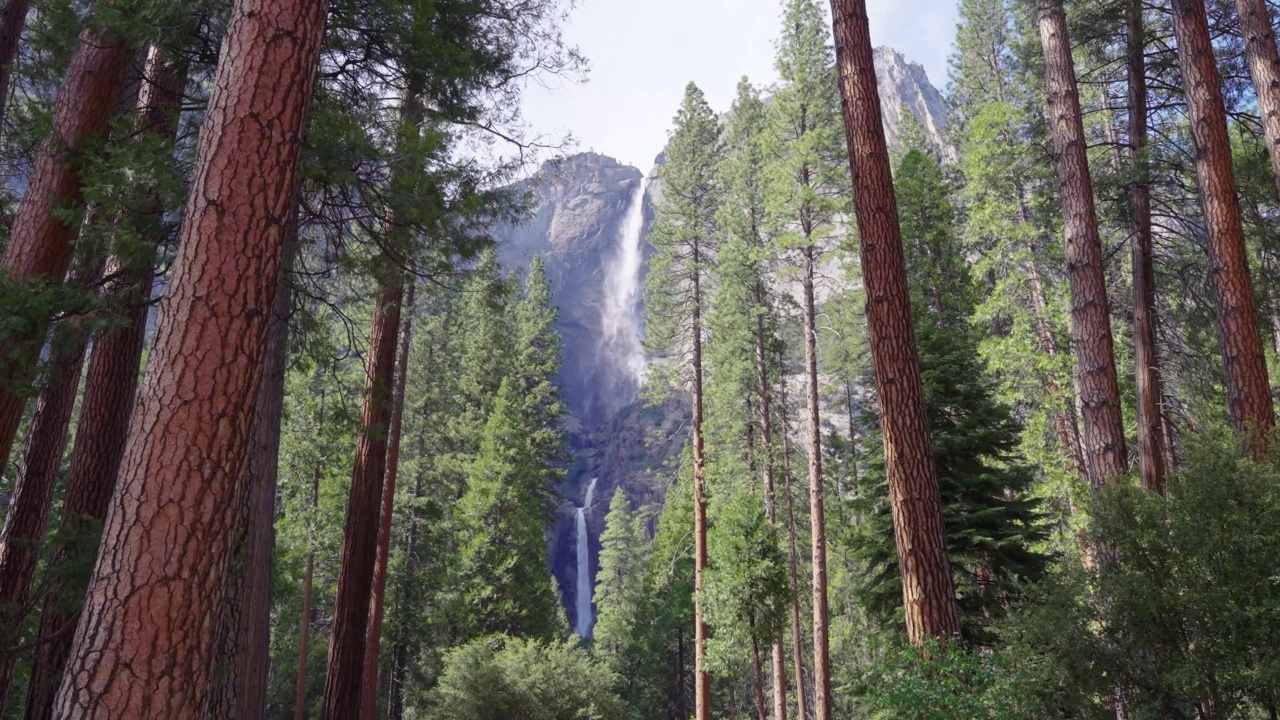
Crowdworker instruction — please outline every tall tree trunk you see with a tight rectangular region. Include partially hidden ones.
[0,7,133,470]
[754,308,787,720]
[1235,0,1280,199]
[208,189,300,719]
[1038,0,1130,488]
[830,0,962,645]
[22,44,186,720]
[751,617,767,720]
[0,0,32,133]
[799,246,833,719]
[1171,0,1277,451]
[778,390,809,720]
[387,461,424,720]
[51,0,326,714]
[323,80,423,718]
[359,282,416,720]
[692,240,711,720]
[294,457,321,720]
[0,282,97,709]
[1127,0,1170,493]
[323,280,403,718]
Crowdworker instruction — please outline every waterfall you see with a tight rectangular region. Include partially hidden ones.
[574,477,600,639]
[600,177,649,390]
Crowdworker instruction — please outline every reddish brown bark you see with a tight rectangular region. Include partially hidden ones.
[1127,0,1170,493]
[692,239,711,720]
[1235,0,1280,199]
[830,0,961,645]
[49,0,326,714]
[0,308,94,709]
[359,282,415,720]
[1171,0,1276,451]
[322,281,405,718]
[0,0,32,133]
[0,7,133,470]
[1037,0,1130,489]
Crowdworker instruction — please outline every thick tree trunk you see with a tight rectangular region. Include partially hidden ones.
[50,0,326,714]
[753,309,787,720]
[1127,0,1170,493]
[0,303,95,709]
[294,459,320,720]
[208,194,298,719]
[0,8,133,470]
[23,44,187,720]
[1038,0,1130,488]
[1171,0,1276,451]
[799,247,833,719]
[322,281,403,718]
[692,241,711,720]
[1235,0,1280,199]
[0,0,32,133]
[831,0,961,645]
[359,282,415,720]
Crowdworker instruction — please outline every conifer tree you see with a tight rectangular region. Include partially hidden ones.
[830,0,961,648]
[645,80,722,720]
[454,377,562,640]
[593,489,651,662]
[767,2,849,712]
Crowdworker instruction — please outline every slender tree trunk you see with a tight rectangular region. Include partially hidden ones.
[0,7,133,470]
[0,0,32,133]
[0,289,96,709]
[294,458,320,720]
[778,392,809,720]
[691,240,711,720]
[1038,0,1130,488]
[23,44,186,720]
[359,282,416,720]
[50,0,326,714]
[754,308,787,720]
[830,0,962,645]
[1235,0,1280,200]
[1171,0,1276,451]
[322,280,403,718]
[799,246,833,719]
[751,618,768,720]
[387,462,424,720]
[1127,0,1170,493]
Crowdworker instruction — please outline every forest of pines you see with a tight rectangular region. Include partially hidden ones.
[0,0,1278,718]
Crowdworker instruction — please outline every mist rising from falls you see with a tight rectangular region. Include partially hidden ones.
[599,177,648,398]
[574,477,600,639]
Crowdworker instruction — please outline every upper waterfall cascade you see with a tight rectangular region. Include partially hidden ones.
[599,177,648,392]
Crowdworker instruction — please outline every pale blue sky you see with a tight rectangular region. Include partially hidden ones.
[521,0,960,171]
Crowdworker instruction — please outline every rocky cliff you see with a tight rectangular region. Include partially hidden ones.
[493,46,950,633]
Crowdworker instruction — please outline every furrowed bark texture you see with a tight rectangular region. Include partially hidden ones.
[50,0,327,715]
[1171,0,1276,450]
[322,281,405,719]
[1038,0,1130,488]
[0,0,32,132]
[0,9,132,474]
[24,47,186,720]
[359,282,415,720]
[1235,0,1280,199]
[830,0,962,644]
[1127,0,1170,493]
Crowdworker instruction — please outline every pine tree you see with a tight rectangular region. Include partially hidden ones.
[454,377,561,640]
[51,0,327,714]
[645,81,722,720]
[767,2,849,711]
[593,489,651,662]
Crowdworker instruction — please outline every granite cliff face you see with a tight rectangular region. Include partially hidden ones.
[494,47,949,633]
